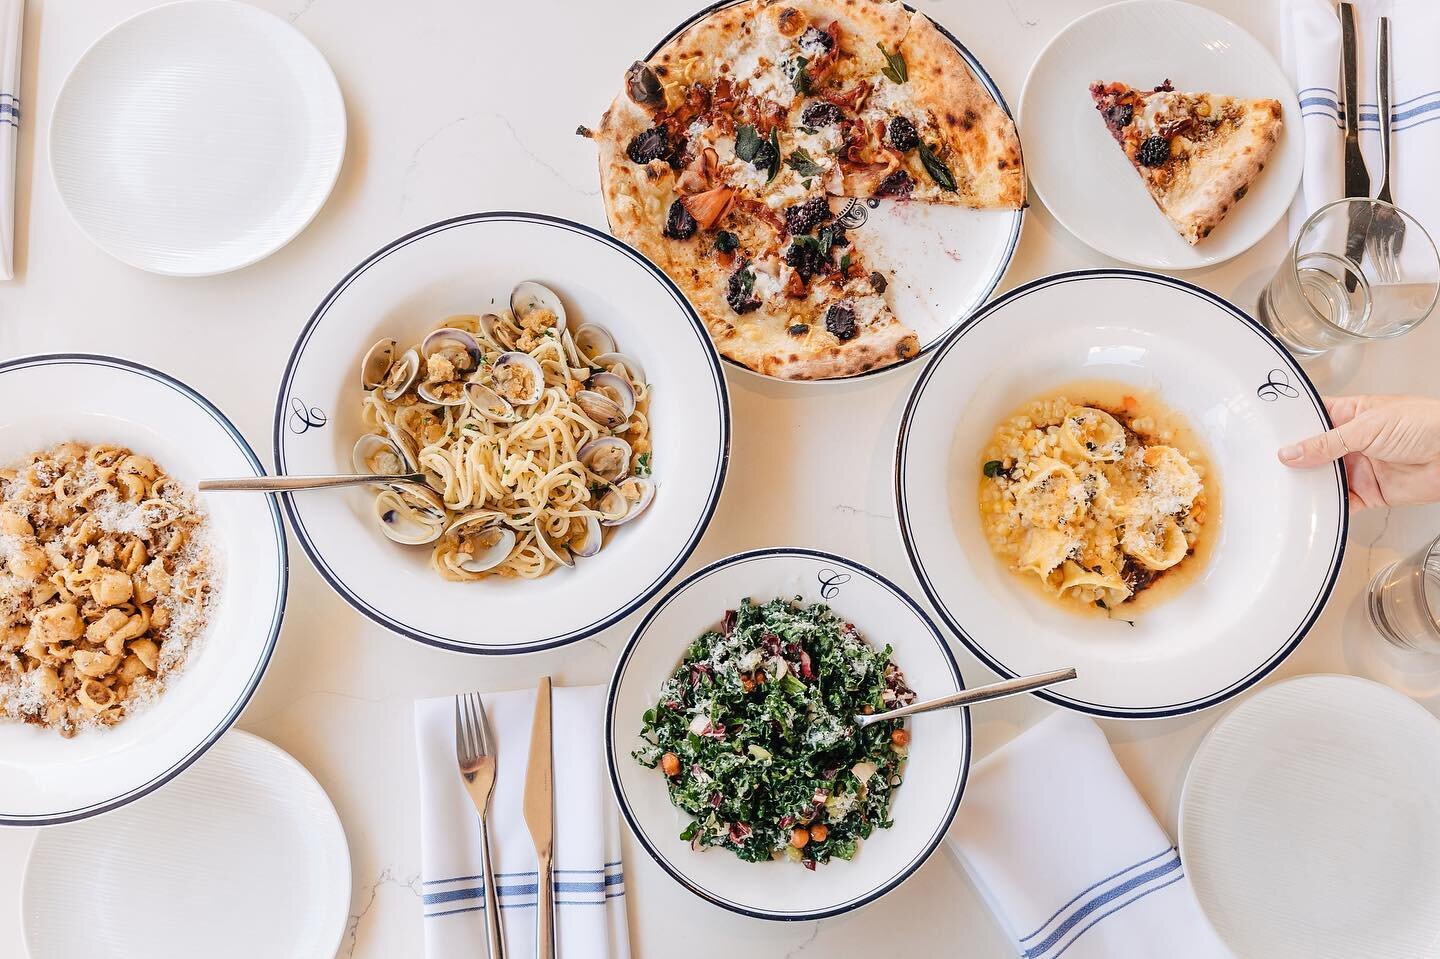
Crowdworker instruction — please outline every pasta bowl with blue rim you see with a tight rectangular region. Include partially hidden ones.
[896,270,1347,719]
[276,212,730,654]
[607,547,969,921]
[0,355,287,825]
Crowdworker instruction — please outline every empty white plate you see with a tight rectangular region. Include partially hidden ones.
[22,730,350,959]
[1020,0,1302,269]
[895,271,1346,718]
[1180,675,1440,958]
[50,0,346,275]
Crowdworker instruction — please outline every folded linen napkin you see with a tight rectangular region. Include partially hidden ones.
[0,0,22,282]
[1283,0,1440,240]
[414,685,630,959]
[947,711,1230,959]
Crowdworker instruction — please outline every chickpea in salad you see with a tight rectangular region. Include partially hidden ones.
[634,597,916,869]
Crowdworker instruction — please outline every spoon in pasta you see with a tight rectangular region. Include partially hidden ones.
[199,471,431,493]
[854,666,1078,728]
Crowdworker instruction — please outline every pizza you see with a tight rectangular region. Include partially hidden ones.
[1089,80,1282,245]
[589,0,1024,380]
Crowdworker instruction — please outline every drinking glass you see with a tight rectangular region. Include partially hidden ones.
[1369,533,1440,652]
[1257,198,1440,356]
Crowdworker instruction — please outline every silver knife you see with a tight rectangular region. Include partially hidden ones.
[1339,2,1372,286]
[523,677,555,959]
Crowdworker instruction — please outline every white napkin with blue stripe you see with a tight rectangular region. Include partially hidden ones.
[414,685,630,959]
[1283,0,1440,238]
[947,711,1230,959]
[0,0,22,282]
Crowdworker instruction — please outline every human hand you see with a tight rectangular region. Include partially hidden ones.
[1277,394,1440,509]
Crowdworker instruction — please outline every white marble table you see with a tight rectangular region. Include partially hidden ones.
[3,0,1438,956]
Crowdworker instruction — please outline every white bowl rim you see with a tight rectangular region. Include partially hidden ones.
[605,545,972,921]
[0,352,288,825]
[623,0,1026,385]
[893,268,1349,719]
[46,0,348,278]
[273,211,732,655]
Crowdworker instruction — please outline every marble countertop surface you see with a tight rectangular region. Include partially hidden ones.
[3,0,1439,956]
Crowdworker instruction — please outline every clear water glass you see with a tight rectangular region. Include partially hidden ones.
[1258,198,1439,356]
[1369,534,1440,652]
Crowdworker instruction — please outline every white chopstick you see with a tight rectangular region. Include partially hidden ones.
[0,0,23,282]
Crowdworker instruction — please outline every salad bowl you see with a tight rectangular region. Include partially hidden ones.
[607,547,969,921]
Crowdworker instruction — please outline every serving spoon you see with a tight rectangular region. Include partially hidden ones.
[199,472,429,493]
[854,666,1078,728]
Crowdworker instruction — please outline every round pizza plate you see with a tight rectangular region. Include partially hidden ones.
[617,0,1026,383]
[1019,0,1304,270]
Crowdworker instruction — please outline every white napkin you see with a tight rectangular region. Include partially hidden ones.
[1283,0,1440,238]
[0,0,22,282]
[947,712,1230,959]
[414,685,630,959]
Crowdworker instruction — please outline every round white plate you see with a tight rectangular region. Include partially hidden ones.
[1020,0,1302,269]
[50,0,346,275]
[630,2,1024,382]
[22,730,349,959]
[1180,675,1440,958]
[607,547,969,920]
[0,355,286,824]
[896,271,1347,719]
[276,212,730,655]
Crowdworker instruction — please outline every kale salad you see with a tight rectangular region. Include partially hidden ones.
[634,597,916,869]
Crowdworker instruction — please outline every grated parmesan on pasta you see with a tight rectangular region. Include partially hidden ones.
[978,389,1213,614]
[0,442,217,736]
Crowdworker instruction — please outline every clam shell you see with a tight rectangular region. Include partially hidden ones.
[361,338,397,390]
[578,436,633,483]
[510,281,568,332]
[571,515,604,558]
[592,351,645,384]
[492,352,545,407]
[352,433,407,477]
[576,390,627,430]
[599,477,655,527]
[443,514,516,574]
[381,348,421,402]
[464,381,517,422]
[588,372,636,418]
[374,487,445,545]
[416,378,469,407]
[421,326,481,361]
[534,525,575,568]
[573,324,617,361]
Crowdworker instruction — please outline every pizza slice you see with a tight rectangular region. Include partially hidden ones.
[1089,80,1282,244]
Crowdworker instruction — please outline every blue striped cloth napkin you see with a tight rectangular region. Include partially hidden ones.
[947,711,1230,959]
[0,0,22,282]
[1283,0,1440,242]
[414,685,629,959]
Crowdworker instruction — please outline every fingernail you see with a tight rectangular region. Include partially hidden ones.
[1278,444,1302,463]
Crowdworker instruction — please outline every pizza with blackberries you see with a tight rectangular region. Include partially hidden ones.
[1090,80,1282,245]
[589,0,1024,380]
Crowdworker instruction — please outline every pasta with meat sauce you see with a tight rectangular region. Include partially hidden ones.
[0,442,216,736]
[978,387,1216,614]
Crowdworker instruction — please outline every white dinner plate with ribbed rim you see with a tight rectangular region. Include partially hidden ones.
[22,730,349,959]
[49,0,346,275]
[276,212,730,655]
[622,0,1025,382]
[1019,0,1302,269]
[895,270,1346,719]
[607,548,969,921]
[1179,675,1440,958]
[0,355,286,825]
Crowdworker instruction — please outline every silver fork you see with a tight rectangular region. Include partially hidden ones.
[455,692,505,959]
[1369,16,1405,284]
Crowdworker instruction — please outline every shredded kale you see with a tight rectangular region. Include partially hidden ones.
[634,597,916,868]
